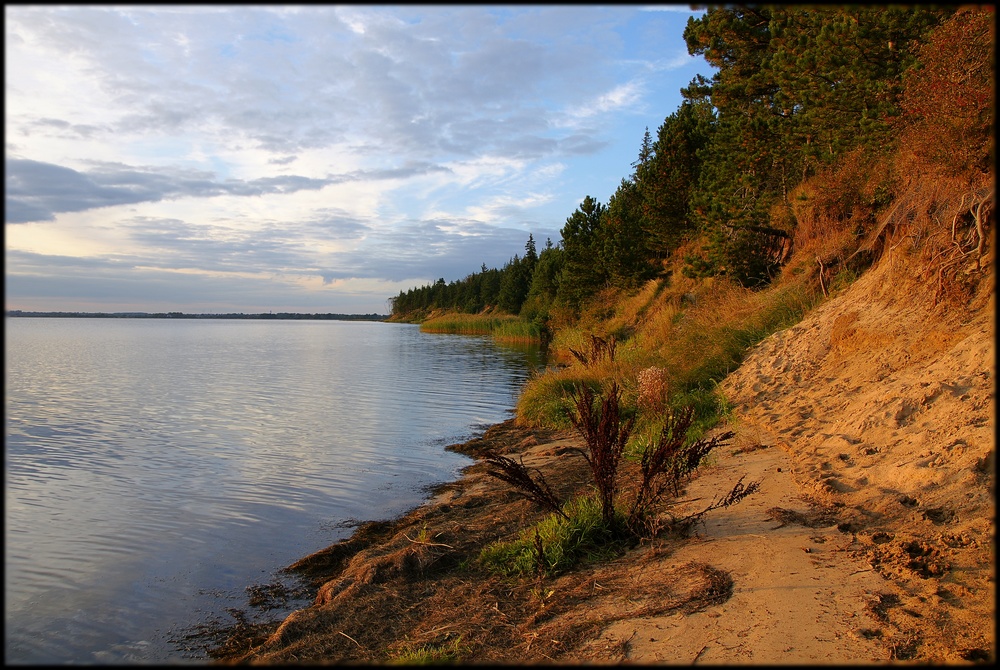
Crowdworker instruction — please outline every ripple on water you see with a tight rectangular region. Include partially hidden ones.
[5,319,539,664]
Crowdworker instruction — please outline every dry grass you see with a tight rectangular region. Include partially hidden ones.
[517,247,820,437]
[829,167,996,316]
[657,275,817,402]
[789,148,896,265]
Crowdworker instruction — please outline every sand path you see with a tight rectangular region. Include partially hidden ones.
[591,443,887,664]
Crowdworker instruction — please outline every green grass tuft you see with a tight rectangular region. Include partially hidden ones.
[387,637,466,665]
[478,496,632,578]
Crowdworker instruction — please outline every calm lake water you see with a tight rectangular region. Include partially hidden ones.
[5,317,542,665]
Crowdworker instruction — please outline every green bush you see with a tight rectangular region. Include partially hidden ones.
[516,369,599,429]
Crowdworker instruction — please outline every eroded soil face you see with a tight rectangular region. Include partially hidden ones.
[716,257,995,664]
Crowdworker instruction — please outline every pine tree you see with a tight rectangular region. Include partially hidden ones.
[602,179,656,287]
[636,100,714,260]
[631,126,654,180]
[557,196,608,309]
[680,5,951,287]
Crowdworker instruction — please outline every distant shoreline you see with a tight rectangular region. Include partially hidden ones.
[5,310,388,321]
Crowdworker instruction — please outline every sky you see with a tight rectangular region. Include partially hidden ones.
[5,4,715,315]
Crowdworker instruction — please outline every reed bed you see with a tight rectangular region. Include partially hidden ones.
[491,319,543,345]
[420,313,543,343]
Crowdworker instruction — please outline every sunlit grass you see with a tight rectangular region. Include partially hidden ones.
[420,313,512,335]
[420,313,543,344]
[662,277,818,395]
[491,319,543,344]
[516,366,599,429]
[516,266,822,438]
[387,637,466,665]
[478,495,631,578]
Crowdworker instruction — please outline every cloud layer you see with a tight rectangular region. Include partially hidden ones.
[5,5,708,313]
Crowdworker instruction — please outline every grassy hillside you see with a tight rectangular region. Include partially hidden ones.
[515,154,993,436]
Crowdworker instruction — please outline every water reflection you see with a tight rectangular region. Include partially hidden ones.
[5,318,539,664]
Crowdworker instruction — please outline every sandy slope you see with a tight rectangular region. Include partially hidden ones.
[589,254,995,664]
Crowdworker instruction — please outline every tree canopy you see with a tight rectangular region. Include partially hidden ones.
[390,6,988,321]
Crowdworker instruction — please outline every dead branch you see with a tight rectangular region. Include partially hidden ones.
[817,256,828,298]
[338,631,362,648]
[402,534,455,550]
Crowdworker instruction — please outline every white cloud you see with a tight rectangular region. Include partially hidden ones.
[639,5,706,13]
[463,192,556,225]
[5,4,712,313]
[591,81,644,116]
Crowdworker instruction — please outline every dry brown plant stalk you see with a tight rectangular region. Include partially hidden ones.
[568,381,635,527]
[636,366,669,413]
[569,334,617,367]
[483,452,568,520]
